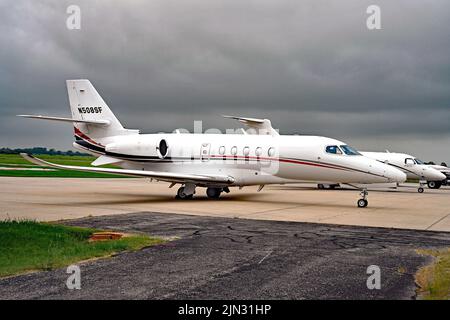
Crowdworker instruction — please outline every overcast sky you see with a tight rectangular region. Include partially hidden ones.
[1,0,449,162]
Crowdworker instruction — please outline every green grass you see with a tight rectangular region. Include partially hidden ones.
[0,154,96,166]
[0,154,128,178]
[0,220,165,278]
[415,248,450,300]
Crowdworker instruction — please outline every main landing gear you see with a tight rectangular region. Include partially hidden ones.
[427,181,442,189]
[206,187,230,199]
[175,184,230,200]
[175,183,196,200]
[357,188,369,208]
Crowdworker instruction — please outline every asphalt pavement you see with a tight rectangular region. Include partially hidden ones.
[1,212,450,299]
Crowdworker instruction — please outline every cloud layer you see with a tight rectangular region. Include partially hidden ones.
[1,0,449,162]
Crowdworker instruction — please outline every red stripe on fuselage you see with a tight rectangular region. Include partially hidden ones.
[209,155,349,171]
[74,127,104,147]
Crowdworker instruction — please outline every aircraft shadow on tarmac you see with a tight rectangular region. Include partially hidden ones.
[270,185,448,194]
[39,191,391,210]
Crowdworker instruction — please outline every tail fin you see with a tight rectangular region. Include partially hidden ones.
[66,80,137,139]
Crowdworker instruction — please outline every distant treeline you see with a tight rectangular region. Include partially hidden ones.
[0,147,90,156]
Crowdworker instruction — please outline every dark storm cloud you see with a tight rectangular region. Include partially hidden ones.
[0,0,449,161]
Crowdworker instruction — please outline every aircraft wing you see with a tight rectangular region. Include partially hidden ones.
[20,153,235,185]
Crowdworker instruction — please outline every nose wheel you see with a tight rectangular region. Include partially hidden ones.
[418,181,425,193]
[357,189,369,208]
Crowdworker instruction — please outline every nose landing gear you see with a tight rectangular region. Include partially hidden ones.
[418,181,425,193]
[357,188,369,208]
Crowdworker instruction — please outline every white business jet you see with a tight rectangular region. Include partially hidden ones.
[426,164,450,189]
[18,80,406,208]
[361,151,446,193]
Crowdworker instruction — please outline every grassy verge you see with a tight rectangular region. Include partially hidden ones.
[0,220,165,278]
[0,154,128,178]
[415,248,450,300]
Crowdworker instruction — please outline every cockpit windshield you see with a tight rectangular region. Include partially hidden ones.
[414,158,424,165]
[340,145,361,156]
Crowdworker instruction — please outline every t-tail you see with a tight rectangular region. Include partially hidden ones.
[18,79,139,154]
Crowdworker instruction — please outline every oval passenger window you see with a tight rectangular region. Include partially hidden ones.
[158,139,168,158]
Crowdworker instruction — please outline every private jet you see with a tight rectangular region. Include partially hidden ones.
[361,151,446,193]
[18,80,406,208]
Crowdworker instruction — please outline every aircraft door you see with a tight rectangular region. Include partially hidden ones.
[200,143,211,161]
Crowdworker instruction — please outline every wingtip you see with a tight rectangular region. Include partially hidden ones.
[19,152,32,160]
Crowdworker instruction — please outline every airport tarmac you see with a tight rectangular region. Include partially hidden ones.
[1,177,450,231]
[2,212,450,299]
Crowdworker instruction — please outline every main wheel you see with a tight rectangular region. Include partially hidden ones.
[357,199,368,208]
[318,184,325,189]
[176,187,188,199]
[206,187,222,199]
[427,181,442,189]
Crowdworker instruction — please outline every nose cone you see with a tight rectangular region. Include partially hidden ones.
[385,166,407,183]
[425,168,446,181]
[366,159,407,183]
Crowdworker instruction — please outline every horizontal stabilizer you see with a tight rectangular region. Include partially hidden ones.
[17,115,110,126]
[91,155,122,166]
[20,153,235,185]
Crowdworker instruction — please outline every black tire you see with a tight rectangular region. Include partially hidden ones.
[206,187,222,199]
[318,184,325,189]
[357,199,368,208]
[427,181,442,189]
[177,187,187,199]
[418,187,424,193]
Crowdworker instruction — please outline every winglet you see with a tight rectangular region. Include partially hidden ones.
[20,153,50,167]
[222,115,279,136]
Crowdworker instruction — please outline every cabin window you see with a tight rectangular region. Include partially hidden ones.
[325,145,342,155]
[255,147,262,157]
[243,146,250,156]
[268,147,275,157]
[405,158,415,165]
[231,146,237,156]
[219,146,225,155]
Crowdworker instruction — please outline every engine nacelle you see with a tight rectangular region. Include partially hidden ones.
[105,136,169,158]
